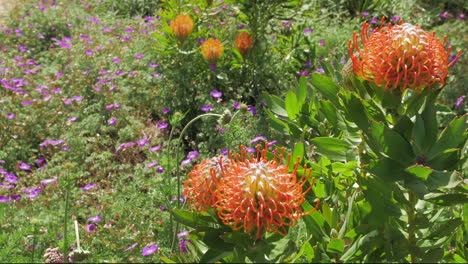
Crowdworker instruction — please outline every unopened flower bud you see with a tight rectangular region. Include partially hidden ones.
[221,109,232,124]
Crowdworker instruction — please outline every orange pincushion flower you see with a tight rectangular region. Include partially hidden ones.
[215,144,319,240]
[234,32,253,55]
[183,156,230,211]
[349,21,462,92]
[201,38,224,64]
[170,14,194,42]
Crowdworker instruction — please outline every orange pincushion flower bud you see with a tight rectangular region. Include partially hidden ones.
[349,21,462,93]
[215,144,319,240]
[201,38,224,64]
[183,156,230,211]
[234,32,253,55]
[170,14,194,42]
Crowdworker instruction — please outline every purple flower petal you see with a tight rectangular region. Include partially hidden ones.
[41,178,57,185]
[80,183,95,191]
[201,105,212,112]
[0,195,10,203]
[18,162,31,170]
[146,161,159,168]
[85,224,97,232]
[157,121,168,129]
[250,135,267,143]
[210,90,222,98]
[137,138,149,147]
[125,243,139,251]
[5,173,18,183]
[142,243,158,256]
[88,213,101,223]
[148,145,161,152]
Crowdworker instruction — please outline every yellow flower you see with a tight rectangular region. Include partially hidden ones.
[201,38,224,64]
[170,14,194,42]
[349,21,462,92]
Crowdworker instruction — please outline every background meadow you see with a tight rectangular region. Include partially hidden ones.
[0,0,466,263]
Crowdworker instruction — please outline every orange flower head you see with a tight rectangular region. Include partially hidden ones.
[349,21,462,92]
[170,14,194,42]
[201,38,224,64]
[215,144,319,239]
[183,156,230,211]
[234,32,253,55]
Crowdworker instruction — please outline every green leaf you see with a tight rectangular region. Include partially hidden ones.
[199,249,233,263]
[263,92,288,117]
[424,218,463,240]
[311,137,355,162]
[326,238,345,254]
[405,164,433,181]
[296,75,307,103]
[302,203,328,239]
[340,230,380,262]
[171,210,217,230]
[421,248,444,263]
[425,193,468,206]
[319,100,338,127]
[361,99,387,123]
[412,103,438,154]
[310,74,340,106]
[426,171,462,190]
[203,229,235,252]
[427,148,462,171]
[293,240,314,263]
[368,121,414,164]
[366,157,407,182]
[290,142,305,170]
[428,115,467,159]
[285,91,299,120]
[160,256,176,263]
[340,91,370,131]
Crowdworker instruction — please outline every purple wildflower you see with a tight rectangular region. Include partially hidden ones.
[85,224,97,232]
[148,145,161,152]
[361,12,370,16]
[134,54,144,59]
[146,161,159,168]
[250,135,267,143]
[440,11,449,19]
[5,173,18,183]
[179,238,193,253]
[304,28,312,33]
[80,183,95,191]
[149,62,159,68]
[0,196,10,203]
[125,243,139,251]
[157,121,168,129]
[88,213,101,223]
[319,40,326,47]
[210,90,222,98]
[455,96,464,108]
[23,187,42,199]
[201,105,212,112]
[248,105,257,115]
[298,71,309,76]
[68,117,79,122]
[41,178,57,186]
[137,138,149,147]
[156,167,164,173]
[142,243,158,256]
[18,162,31,170]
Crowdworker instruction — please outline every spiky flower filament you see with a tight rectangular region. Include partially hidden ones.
[183,156,230,211]
[234,32,253,56]
[215,144,318,239]
[201,38,224,64]
[170,14,194,42]
[349,21,462,92]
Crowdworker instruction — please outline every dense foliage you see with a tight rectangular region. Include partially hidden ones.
[0,0,466,263]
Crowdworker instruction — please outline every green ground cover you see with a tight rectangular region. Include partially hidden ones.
[0,0,466,263]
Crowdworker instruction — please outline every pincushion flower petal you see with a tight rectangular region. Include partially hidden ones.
[170,15,194,42]
[215,143,319,239]
[234,32,253,56]
[349,21,462,92]
[201,38,224,64]
[183,156,231,211]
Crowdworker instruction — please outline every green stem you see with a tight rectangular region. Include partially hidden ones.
[338,190,359,239]
[170,113,222,253]
[407,190,417,263]
[62,171,71,263]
